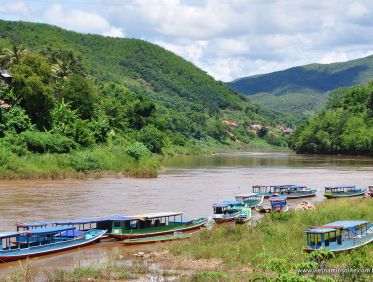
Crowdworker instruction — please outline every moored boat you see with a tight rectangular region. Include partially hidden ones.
[255,196,288,213]
[123,232,191,245]
[235,193,264,208]
[304,220,373,253]
[108,212,207,240]
[212,201,245,223]
[0,226,106,262]
[235,207,252,224]
[252,185,317,199]
[323,186,367,199]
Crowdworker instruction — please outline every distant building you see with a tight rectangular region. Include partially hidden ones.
[0,70,12,86]
[250,123,262,130]
[222,120,238,128]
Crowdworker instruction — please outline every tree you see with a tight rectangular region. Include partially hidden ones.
[11,53,55,129]
[0,43,28,69]
[62,75,97,120]
[137,124,165,153]
[50,99,78,135]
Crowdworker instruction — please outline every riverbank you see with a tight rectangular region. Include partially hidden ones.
[0,139,287,180]
[2,198,372,281]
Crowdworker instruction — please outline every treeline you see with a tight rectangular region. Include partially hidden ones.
[290,83,373,155]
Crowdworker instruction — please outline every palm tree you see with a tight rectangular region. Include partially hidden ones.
[0,43,28,69]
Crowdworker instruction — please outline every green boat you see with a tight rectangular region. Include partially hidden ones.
[235,193,264,208]
[323,186,367,199]
[108,212,208,240]
[304,221,373,253]
[123,233,191,245]
[235,207,252,224]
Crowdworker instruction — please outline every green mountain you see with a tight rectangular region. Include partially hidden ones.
[227,55,373,116]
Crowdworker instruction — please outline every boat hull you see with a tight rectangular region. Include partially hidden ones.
[324,189,367,199]
[123,234,191,245]
[108,219,208,240]
[0,230,106,263]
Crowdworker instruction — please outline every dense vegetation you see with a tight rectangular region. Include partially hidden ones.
[0,20,291,178]
[227,55,373,118]
[290,83,373,155]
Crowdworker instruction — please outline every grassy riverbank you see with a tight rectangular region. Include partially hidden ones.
[159,198,373,281]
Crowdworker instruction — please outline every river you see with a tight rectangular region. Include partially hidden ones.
[0,151,372,273]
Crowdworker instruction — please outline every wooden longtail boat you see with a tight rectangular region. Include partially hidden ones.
[123,233,191,245]
[252,185,318,199]
[108,212,208,240]
[235,193,264,208]
[0,226,106,262]
[255,196,288,213]
[235,207,252,224]
[212,201,245,223]
[304,221,373,253]
[323,186,367,199]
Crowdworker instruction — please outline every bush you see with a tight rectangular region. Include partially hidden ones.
[125,142,151,160]
[20,130,77,153]
[69,151,102,172]
[137,125,165,153]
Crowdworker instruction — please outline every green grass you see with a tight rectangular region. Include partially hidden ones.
[0,144,159,179]
[165,198,373,280]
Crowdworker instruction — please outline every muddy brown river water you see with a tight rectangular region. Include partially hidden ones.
[0,151,372,273]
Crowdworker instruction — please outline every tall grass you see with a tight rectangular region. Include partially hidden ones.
[0,145,159,179]
[166,198,373,270]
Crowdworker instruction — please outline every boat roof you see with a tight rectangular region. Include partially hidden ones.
[270,184,297,187]
[212,201,241,207]
[325,185,356,189]
[269,196,287,201]
[305,228,337,234]
[0,231,20,239]
[130,212,183,219]
[287,185,307,190]
[17,221,57,228]
[323,220,368,229]
[235,193,258,197]
[21,226,75,235]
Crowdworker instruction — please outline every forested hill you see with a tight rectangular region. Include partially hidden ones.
[290,83,373,155]
[0,20,245,114]
[227,55,373,117]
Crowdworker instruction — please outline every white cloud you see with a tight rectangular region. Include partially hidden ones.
[5,1,31,16]
[44,4,124,37]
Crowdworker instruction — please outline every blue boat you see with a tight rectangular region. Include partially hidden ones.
[304,221,373,252]
[212,201,245,223]
[252,185,318,199]
[0,226,106,262]
[323,186,367,199]
[255,196,289,213]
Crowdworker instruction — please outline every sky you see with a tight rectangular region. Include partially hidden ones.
[1,0,373,81]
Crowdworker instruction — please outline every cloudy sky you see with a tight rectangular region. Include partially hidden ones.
[1,0,373,81]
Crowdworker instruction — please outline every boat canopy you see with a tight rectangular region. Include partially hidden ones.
[305,228,337,234]
[212,201,241,208]
[21,226,75,235]
[235,193,258,198]
[0,231,20,239]
[269,196,287,201]
[323,220,368,229]
[325,185,356,190]
[17,221,57,229]
[130,212,183,219]
[287,185,307,190]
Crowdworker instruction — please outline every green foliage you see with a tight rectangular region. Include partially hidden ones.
[125,142,151,160]
[50,99,78,135]
[191,271,225,281]
[70,119,95,147]
[20,130,77,153]
[62,75,97,119]
[291,84,373,155]
[11,52,55,129]
[0,105,33,135]
[137,124,165,153]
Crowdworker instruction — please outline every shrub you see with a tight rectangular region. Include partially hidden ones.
[137,124,165,153]
[20,130,77,153]
[125,142,151,160]
[69,151,102,172]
